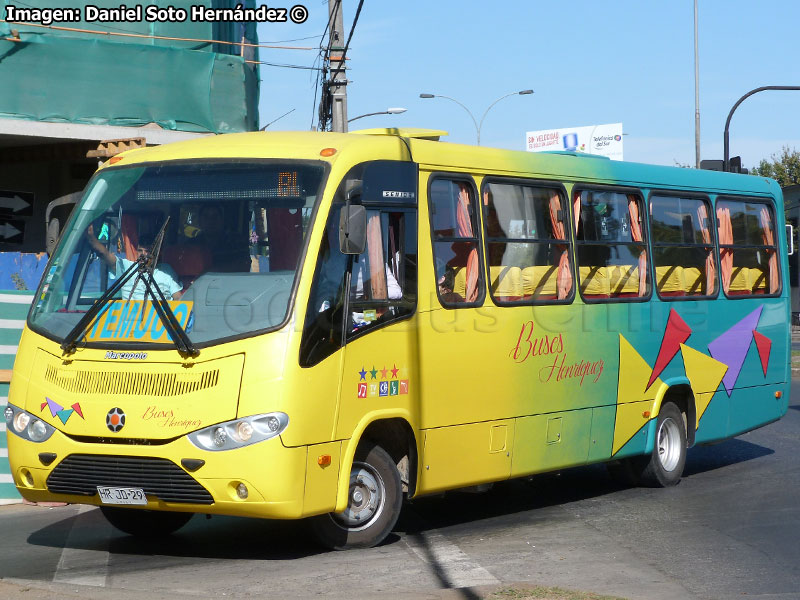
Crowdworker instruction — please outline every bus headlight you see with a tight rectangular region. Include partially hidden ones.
[187,412,289,452]
[5,405,56,443]
[13,412,30,433]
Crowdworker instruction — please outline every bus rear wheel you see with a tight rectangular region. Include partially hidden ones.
[637,401,687,487]
[310,442,402,550]
[100,507,193,537]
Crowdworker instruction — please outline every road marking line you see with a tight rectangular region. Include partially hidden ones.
[0,448,7,457]
[0,474,13,483]
[53,505,112,587]
[405,531,499,589]
[0,345,18,355]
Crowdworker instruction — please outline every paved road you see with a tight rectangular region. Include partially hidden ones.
[1,382,798,600]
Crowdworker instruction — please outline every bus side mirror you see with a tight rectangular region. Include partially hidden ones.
[339,204,366,254]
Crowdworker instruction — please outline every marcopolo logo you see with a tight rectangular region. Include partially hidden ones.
[105,351,148,360]
[106,408,126,433]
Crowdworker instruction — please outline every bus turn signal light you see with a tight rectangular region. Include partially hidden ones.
[775,391,782,399]
[642,411,651,418]
[318,454,332,467]
[320,148,337,157]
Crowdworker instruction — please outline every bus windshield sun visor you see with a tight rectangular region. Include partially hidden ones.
[60,218,198,357]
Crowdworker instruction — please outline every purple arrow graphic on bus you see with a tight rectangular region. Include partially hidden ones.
[708,306,763,396]
[43,397,63,418]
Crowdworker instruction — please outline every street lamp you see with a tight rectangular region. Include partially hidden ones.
[348,107,407,123]
[420,90,533,145]
[724,86,800,171]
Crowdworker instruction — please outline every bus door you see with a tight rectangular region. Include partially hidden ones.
[299,160,418,482]
[334,162,419,441]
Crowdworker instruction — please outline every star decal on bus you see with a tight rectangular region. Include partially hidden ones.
[358,367,367,380]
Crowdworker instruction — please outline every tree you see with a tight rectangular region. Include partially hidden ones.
[751,146,800,186]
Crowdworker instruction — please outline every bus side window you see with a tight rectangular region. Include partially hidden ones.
[650,194,717,298]
[482,181,573,303]
[574,188,650,301]
[347,209,417,336]
[716,197,780,297]
[300,205,348,367]
[429,178,485,307]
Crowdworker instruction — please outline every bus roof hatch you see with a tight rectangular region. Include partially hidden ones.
[350,127,448,141]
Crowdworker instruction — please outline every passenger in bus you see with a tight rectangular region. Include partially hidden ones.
[86,226,183,300]
[350,254,402,300]
[193,205,250,273]
[437,267,464,303]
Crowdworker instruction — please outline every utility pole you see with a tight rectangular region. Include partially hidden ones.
[694,0,701,169]
[327,0,348,132]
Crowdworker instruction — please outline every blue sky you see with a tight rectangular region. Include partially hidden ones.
[257,1,800,169]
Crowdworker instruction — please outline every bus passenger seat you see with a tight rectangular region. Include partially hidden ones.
[522,266,558,300]
[163,244,212,290]
[656,265,686,297]
[611,265,640,296]
[580,266,612,298]
[490,266,523,301]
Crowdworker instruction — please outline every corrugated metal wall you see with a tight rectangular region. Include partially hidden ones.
[0,291,34,502]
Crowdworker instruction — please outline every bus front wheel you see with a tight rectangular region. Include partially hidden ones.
[100,507,193,537]
[310,442,402,550]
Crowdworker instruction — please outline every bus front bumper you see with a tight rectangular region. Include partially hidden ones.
[6,429,313,519]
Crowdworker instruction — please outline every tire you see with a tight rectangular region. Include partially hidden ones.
[100,507,193,537]
[310,442,402,550]
[636,401,687,487]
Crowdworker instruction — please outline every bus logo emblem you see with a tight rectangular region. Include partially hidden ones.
[389,381,399,396]
[106,407,126,432]
[357,383,367,398]
[379,381,389,397]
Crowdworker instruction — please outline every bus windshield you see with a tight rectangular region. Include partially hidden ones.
[29,160,326,346]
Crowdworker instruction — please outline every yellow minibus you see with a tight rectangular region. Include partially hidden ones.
[6,129,790,548]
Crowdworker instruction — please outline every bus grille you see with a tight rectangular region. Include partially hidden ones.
[46,455,214,505]
[44,365,219,396]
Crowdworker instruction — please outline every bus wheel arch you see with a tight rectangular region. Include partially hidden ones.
[653,382,696,448]
[610,384,693,488]
[359,417,418,498]
[311,417,416,550]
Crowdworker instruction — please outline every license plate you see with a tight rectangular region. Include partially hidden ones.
[97,486,147,505]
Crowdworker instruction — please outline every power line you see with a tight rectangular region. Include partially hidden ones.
[247,59,321,70]
[0,19,315,51]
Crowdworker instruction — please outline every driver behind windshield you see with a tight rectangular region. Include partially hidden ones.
[86,225,183,300]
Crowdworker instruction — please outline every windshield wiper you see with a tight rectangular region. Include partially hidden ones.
[61,218,198,357]
[61,257,143,354]
[134,267,197,356]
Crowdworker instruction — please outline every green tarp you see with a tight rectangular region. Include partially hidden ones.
[0,0,258,133]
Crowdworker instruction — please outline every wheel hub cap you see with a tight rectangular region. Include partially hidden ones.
[657,417,682,472]
[334,462,385,529]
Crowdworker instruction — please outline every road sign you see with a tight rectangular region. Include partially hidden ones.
[0,218,25,243]
[0,190,34,217]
